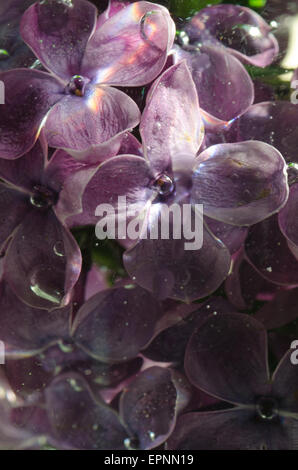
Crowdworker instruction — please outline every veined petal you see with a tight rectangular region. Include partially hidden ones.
[20,0,97,81]
[82,1,175,86]
[0,69,63,160]
[192,141,289,226]
[173,45,254,123]
[140,62,203,175]
[44,85,140,160]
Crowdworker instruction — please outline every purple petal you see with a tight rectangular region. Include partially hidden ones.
[278,183,298,248]
[71,284,162,362]
[205,216,248,255]
[245,215,298,286]
[43,149,99,222]
[0,281,70,358]
[0,184,29,251]
[185,5,278,67]
[4,209,82,310]
[119,367,190,449]
[123,213,231,302]
[173,45,254,123]
[230,101,298,164]
[225,249,282,310]
[0,69,62,159]
[45,373,127,449]
[140,61,203,174]
[20,0,97,81]
[272,350,298,414]
[67,154,152,228]
[166,409,292,450]
[144,297,236,364]
[254,288,298,330]
[185,313,270,405]
[44,85,140,160]
[82,1,175,86]
[192,141,289,226]
[0,140,46,190]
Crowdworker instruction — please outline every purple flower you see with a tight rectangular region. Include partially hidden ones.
[167,313,298,450]
[0,0,175,161]
[173,4,278,125]
[71,61,289,301]
[0,141,83,310]
[215,101,298,286]
[38,366,189,449]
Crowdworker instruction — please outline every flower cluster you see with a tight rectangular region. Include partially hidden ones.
[0,0,298,450]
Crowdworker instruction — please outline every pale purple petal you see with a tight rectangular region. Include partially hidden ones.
[4,210,82,310]
[67,154,152,228]
[45,373,127,449]
[0,281,70,358]
[44,85,140,160]
[185,5,278,67]
[173,45,254,123]
[123,212,231,302]
[0,140,46,190]
[192,141,289,226]
[119,367,190,449]
[140,61,202,175]
[185,313,270,405]
[205,216,248,255]
[0,69,63,159]
[82,1,175,86]
[230,101,298,164]
[71,284,162,362]
[245,215,298,286]
[20,0,97,81]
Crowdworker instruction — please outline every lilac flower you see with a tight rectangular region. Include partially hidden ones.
[70,61,289,301]
[0,141,83,310]
[215,101,298,285]
[38,366,190,449]
[167,313,298,450]
[0,0,175,161]
[0,279,163,404]
[173,4,278,125]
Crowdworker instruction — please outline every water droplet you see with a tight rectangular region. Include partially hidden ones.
[124,437,140,450]
[30,265,63,305]
[53,241,65,257]
[152,174,175,197]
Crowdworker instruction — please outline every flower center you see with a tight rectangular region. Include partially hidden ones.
[256,396,278,421]
[0,49,9,61]
[152,174,175,199]
[67,75,86,97]
[30,185,57,209]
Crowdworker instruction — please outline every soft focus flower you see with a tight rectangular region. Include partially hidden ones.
[0,0,175,161]
[72,61,289,301]
[0,141,82,309]
[172,4,278,125]
[167,313,298,450]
